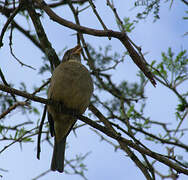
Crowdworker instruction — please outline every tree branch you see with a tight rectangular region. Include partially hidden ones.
[0,85,187,175]
[34,0,157,87]
[25,1,60,70]
[0,84,50,106]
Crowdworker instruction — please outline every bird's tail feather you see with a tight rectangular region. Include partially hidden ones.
[51,137,66,173]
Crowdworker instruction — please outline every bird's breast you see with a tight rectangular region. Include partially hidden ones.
[48,61,93,114]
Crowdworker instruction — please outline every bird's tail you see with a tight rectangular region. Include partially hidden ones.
[51,137,66,173]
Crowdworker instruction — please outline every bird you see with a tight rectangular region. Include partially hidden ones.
[47,45,93,173]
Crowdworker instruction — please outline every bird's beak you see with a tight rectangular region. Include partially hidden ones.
[73,45,82,55]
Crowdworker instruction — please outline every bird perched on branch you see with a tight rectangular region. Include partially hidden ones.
[47,45,93,173]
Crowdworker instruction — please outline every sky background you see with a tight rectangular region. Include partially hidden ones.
[0,0,188,180]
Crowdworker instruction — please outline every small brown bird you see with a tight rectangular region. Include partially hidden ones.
[47,45,93,173]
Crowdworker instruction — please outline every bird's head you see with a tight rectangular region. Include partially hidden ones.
[62,45,82,63]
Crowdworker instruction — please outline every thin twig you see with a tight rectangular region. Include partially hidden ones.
[174,108,188,135]
[37,105,47,159]
[88,0,111,40]
[0,128,38,154]
[32,169,51,180]
[0,68,17,101]
[9,25,36,70]
[0,2,22,47]
[0,101,29,119]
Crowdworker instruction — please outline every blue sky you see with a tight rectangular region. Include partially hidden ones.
[0,1,187,180]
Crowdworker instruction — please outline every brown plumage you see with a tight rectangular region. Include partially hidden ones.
[47,45,93,173]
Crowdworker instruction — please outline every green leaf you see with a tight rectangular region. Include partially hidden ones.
[22,137,33,142]
[127,105,134,118]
